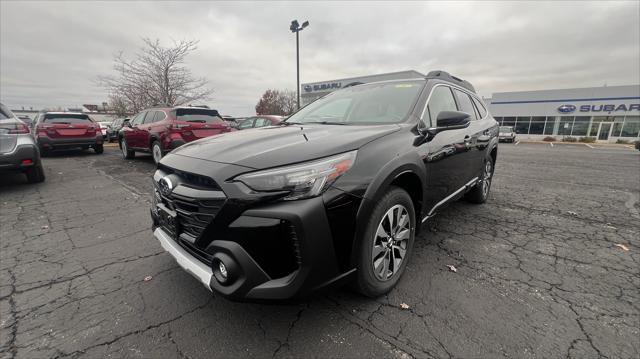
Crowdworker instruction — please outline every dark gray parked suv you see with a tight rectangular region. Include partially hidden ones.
[0,103,45,183]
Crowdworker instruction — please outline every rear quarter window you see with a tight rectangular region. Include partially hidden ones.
[472,97,488,118]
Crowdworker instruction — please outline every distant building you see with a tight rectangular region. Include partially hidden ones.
[488,85,640,143]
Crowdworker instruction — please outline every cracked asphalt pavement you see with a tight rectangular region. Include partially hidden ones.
[1,143,638,358]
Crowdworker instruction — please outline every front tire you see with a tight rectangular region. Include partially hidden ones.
[465,156,494,204]
[120,138,135,159]
[354,186,416,297]
[25,163,45,183]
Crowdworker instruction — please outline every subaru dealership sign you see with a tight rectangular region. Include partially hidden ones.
[558,103,640,113]
[557,104,576,113]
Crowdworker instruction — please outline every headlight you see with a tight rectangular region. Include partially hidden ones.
[234,150,357,200]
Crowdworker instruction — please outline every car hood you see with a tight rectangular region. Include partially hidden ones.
[170,124,401,169]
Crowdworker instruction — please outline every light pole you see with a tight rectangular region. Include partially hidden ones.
[290,20,309,109]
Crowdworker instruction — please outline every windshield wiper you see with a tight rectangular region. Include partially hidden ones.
[51,121,70,124]
[186,120,206,123]
[281,121,303,126]
[306,121,347,125]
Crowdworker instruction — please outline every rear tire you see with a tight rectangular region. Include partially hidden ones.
[94,144,104,154]
[151,140,162,165]
[25,163,45,183]
[120,138,134,159]
[354,186,416,297]
[465,156,494,204]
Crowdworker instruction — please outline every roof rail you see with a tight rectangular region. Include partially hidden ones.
[426,70,476,93]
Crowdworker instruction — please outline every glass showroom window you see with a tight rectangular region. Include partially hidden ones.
[503,117,516,127]
[589,116,613,137]
[620,116,640,138]
[529,116,545,135]
[612,116,625,137]
[571,116,590,136]
[559,116,574,136]
[544,116,556,135]
[515,117,531,134]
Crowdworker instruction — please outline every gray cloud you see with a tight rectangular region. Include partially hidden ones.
[1,1,639,115]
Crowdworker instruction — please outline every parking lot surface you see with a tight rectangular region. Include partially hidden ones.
[1,143,638,359]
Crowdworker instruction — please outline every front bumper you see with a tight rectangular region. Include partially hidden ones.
[154,227,214,290]
[151,195,350,300]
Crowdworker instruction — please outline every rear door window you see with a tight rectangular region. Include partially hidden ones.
[174,108,224,124]
[142,111,155,124]
[43,114,91,124]
[453,89,477,121]
[153,111,166,122]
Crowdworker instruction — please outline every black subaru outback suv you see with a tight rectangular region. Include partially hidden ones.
[151,71,498,300]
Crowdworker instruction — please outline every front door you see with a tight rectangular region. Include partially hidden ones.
[418,85,473,212]
[597,122,612,142]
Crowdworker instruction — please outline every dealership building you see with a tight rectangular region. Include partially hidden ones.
[488,85,640,142]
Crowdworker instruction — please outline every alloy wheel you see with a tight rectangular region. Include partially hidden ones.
[481,160,493,198]
[372,204,411,281]
[121,140,128,157]
[152,144,162,164]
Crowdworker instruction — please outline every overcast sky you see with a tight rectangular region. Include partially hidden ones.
[1,1,639,116]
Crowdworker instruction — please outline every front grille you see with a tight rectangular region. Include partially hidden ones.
[158,163,219,190]
[154,165,226,243]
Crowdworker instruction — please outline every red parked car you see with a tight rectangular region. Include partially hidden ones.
[33,112,104,155]
[119,106,233,164]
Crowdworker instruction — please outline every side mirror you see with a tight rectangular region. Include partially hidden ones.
[426,111,471,135]
[123,120,132,128]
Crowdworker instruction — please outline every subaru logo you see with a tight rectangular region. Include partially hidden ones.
[557,104,576,113]
[158,176,174,197]
[303,85,313,92]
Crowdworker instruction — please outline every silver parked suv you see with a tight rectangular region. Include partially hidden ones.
[0,103,45,183]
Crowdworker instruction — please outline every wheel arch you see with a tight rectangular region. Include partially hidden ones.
[149,135,160,149]
[349,154,427,267]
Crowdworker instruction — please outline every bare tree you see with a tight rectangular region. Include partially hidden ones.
[99,38,213,114]
[255,89,298,116]
[280,90,297,115]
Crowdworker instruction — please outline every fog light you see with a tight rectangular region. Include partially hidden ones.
[219,261,228,279]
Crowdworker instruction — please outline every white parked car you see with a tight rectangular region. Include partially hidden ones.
[98,121,111,139]
[499,126,516,143]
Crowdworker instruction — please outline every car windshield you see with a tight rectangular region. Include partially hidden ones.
[175,108,224,124]
[500,126,513,132]
[286,80,425,125]
[44,114,91,124]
